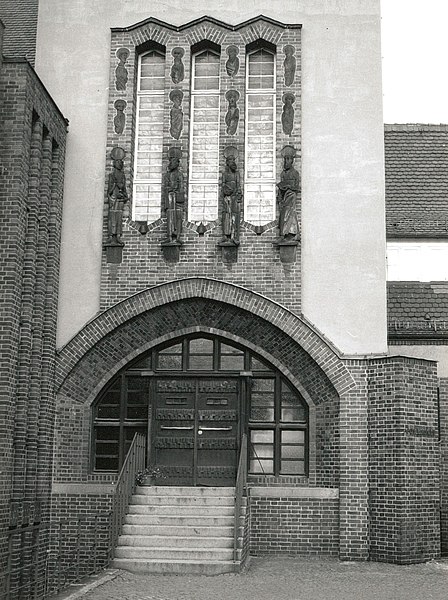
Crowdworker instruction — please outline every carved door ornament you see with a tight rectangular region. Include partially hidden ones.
[115,48,130,91]
[170,47,185,84]
[169,88,184,140]
[283,45,296,87]
[225,90,240,136]
[281,92,295,136]
[114,99,127,134]
[225,45,240,77]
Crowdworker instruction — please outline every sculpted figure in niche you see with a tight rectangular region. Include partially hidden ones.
[162,147,185,244]
[114,99,127,135]
[276,145,300,242]
[170,47,185,84]
[225,90,240,136]
[283,45,296,87]
[281,92,295,136]
[225,46,240,78]
[115,48,130,91]
[169,89,184,140]
[220,146,242,245]
[106,147,128,246]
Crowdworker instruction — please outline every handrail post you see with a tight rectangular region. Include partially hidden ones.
[234,433,248,564]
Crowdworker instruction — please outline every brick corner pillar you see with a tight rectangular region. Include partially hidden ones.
[338,361,370,560]
[368,356,440,563]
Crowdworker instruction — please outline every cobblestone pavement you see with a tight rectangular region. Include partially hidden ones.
[77,557,448,600]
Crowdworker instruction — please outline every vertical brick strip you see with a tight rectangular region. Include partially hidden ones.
[339,362,369,560]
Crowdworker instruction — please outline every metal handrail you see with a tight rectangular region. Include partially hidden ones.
[233,433,248,563]
[110,433,146,557]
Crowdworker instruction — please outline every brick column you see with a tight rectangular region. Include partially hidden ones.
[368,357,440,563]
[338,361,369,560]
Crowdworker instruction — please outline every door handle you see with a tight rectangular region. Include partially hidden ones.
[198,426,232,431]
[161,426,194,430]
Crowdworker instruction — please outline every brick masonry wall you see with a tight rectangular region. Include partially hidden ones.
[385,124,448,238]
[249,496,339,556]
[100,17,302,313]
[439,378,448,555]
[0,58,67,585]
[368,356,440,564]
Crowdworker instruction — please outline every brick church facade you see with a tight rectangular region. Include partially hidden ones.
[0,1,447,597]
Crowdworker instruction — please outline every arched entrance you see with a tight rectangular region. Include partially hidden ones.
[93,333,308,486]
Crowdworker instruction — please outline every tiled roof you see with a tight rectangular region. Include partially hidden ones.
[0,0,38,65]
[385,124,448,238]
[388,282,448,339]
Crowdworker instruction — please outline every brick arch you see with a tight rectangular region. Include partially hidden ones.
[56,278,355,399]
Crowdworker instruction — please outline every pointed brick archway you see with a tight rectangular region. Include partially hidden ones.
[56,278,355,404]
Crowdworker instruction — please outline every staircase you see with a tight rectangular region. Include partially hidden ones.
[112,486,247,575]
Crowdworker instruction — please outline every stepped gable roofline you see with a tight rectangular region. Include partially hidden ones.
[111,14,302,33]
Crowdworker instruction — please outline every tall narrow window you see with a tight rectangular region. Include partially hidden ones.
[189,49,220,222]
[245,48,276,225]
[133,50,165,222]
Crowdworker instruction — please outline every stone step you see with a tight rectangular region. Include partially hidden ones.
[128,504,236,516]
[111,558,239,575]
[124,514,243,527]
[135,486,235,497]
[118,534,237,548]
[132,494,239,507]
[114,546,241,561]
[122,524,244,537]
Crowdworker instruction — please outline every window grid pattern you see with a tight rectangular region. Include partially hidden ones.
[133,51,165,222]
[245,49,276,225]
[189,50,221,222]
[93,336,308,474]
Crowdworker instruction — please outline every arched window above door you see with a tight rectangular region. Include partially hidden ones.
[92,335,308,480]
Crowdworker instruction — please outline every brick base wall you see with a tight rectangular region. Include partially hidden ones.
[439,377,448,555]
[249,490,339,556]
[368,357,440,563]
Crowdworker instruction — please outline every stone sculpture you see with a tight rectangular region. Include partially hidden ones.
[225,45,240,77]
[276,145,300,242]
[281,92,295,136]
[225,90,240,136]
[115,48,130,91]
[162,146,185,244]
[169,89,184,140]
[114,99,126,135]
[106,147,128,246]
[220,146,242,245]
[283,45,296,87]
[170,47,185,84]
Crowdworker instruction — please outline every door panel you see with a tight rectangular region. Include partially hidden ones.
[152,377,239,486]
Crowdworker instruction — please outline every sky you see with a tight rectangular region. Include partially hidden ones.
[381,0,448,123]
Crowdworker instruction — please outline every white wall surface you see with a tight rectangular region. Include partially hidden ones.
[35,0,386,354]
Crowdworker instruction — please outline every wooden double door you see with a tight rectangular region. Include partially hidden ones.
[150,376,241,486]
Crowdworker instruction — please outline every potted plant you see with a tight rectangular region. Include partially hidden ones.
[135,465,167,486]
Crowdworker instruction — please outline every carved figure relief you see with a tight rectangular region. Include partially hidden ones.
[220,146,242,246]
[281,92,295,136]
[106,147,128,246]
[115,48,130,91]
[170,47,185,84]
[276,145,300,243]
[225,45,240,77]
[113,99,127,135]
[283,45,296,87]
[225,90,240,136]
[169,89,184,140]
[162,146,185,244]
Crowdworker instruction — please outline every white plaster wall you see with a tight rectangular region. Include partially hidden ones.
[35,0,386,354]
